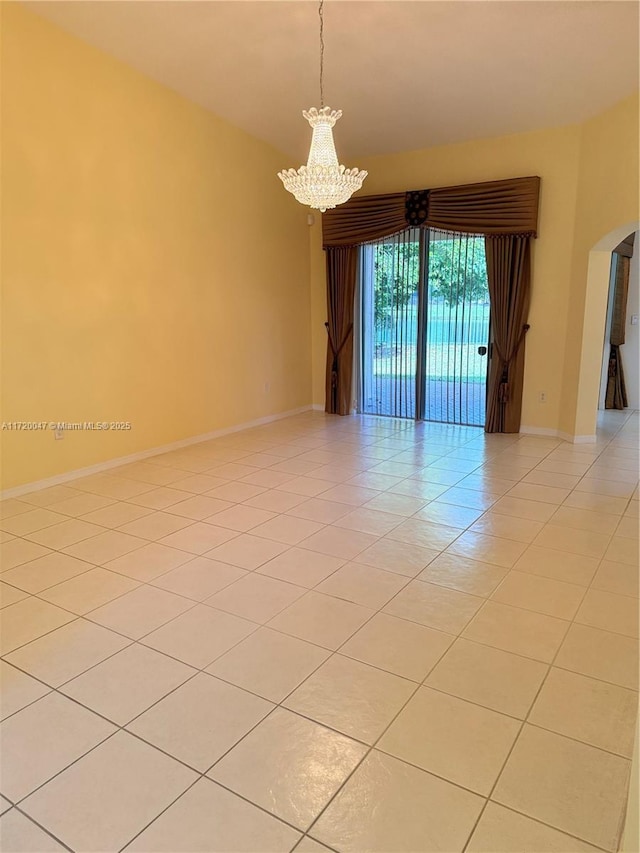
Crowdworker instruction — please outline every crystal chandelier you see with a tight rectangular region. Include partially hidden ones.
[278,0,367,213]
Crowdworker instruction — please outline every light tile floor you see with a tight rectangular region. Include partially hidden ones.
[0,409,638,853]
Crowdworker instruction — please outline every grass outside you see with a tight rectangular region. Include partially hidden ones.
[373,343,488,382]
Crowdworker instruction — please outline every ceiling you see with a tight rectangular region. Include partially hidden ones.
[26,0,640,162]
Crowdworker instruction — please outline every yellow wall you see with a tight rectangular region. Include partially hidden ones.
[310,99,640,440]
[1,5,311,490]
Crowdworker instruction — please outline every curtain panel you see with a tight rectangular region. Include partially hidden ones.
[325,247,358,415]
[321,176,540,428]
[484,236,531,432]
[605,252,631,410]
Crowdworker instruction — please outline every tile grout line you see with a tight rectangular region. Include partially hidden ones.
[9,803,75,853]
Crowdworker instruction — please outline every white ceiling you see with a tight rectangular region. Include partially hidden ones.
[26,0,640,162]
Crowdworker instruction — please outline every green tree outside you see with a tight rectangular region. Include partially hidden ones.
[373,236,489,331]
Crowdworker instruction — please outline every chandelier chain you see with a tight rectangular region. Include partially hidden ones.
[319,0,325,107]
[277,0,367,211]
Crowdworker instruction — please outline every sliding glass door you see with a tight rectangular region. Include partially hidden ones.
[359,227,490,426]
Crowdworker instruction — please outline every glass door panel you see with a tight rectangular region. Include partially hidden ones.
[423,230,490,426]
[361,229,420,418]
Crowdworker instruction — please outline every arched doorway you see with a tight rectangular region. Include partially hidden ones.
[573,220,640,439]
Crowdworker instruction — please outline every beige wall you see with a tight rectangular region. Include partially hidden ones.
[1,5,312,490]
[310,98,640,440]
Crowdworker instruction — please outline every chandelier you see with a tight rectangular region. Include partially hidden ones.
[278,0,367,213]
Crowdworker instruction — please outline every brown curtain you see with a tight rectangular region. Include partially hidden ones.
[485,236,532,432]
[605,347,627,410]
[325,246,358,414]
[605,253,631,409]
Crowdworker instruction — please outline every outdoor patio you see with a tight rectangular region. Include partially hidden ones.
[362,376,486,426]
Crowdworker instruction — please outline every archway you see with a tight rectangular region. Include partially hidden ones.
[573,220,640,439]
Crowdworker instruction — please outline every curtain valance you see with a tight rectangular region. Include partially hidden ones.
[321,192,407,248]
[323,176,540,247]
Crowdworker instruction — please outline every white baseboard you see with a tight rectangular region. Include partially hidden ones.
[559,432,597,444]
[311,404,326,411]
[560,432,597,444]
[519,425,560,438]
[520,425,596,444]
[2,405,313,500]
